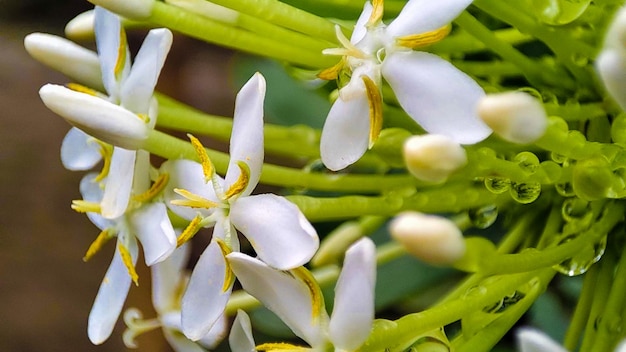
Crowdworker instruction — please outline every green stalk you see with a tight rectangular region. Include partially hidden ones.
[593,243,626,351]
[579,251,615,351]
[563,263,599,350]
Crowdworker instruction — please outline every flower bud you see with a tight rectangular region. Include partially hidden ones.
[87,0,155,20]
[389,212,465,265]
[65,10,96,40]
[403,134,467,183]
[477,92,547,144]
[165,0,239,25]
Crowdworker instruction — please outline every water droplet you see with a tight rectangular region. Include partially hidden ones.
[552,233,606,276]
[482,290,526,314]
[514,152,540,174]
[484,177,511,194]
[551,152,569,164]
[530,0,591,25]
[510,182,542,204]
[561,198,592,222]
[468,205,498,229]
[555,182,575,197]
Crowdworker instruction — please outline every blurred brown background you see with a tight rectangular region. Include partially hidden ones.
[1,1,237,350]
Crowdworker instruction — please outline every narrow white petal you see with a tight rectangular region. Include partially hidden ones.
[89,0,154,20]
[386,0,473,38]
[163,328,208,352]
[65,10,95,40]
[121,28,173,114]
[94,6,129,99]
[151,244,191,314]
[131,202,177,266]
[382,51,491,144]
[227,253,328,347]
[162,311,228,350]
[39,84,148,149]
[320,85,370,171]
[329,238,376,351]
[101,148,135,219]
[516,328,568,352]
[596,49,626,111]
[88,237,138,345]
[197,313,229,349]
[229,310,256,352]
[225,73,266,196]
[79,173,113,230]
[351,2,373,44]
[160,159,218,220]
[230,194,319,270]
[61,127,102,171]
[181,240,233,341]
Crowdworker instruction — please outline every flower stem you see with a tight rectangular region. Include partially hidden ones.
[563,262,599,350]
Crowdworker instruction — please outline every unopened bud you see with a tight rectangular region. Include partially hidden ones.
[165,0,239,24]
[403,134,467,183]
[87,0,155,20]
[478,92,547,144]
[65,10,96,40]
[389,212,465,265]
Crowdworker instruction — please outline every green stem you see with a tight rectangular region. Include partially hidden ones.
[535,117,604,161]
[579,251,615,351]
[593,243,626,351]
[279,0,406,19]
[431,28,533,55]
[544,102,608,122]
[563,262,599,350]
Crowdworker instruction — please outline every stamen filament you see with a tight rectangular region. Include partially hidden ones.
[366,0,384,29]
[291,267,324,322]
[71,200,102,214]
[171,188,220,209]
[362,75,383,148]
[118,243,139,286]
[66,83,101,97]
[176,214,204,247]
[396,25,452,49]
[83,229,113,262]
[122,308,161,349]
[256,342,310,351]
[114,28,128,80]
[224,161,251,199]
[95,142,113,182]
[216,238,235,293]
[188,134,214,182]
[133,173,170,203]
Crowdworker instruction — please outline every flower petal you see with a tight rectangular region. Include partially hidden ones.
[516,328,568,352]
[328,238,376,351]
[181,240,233,341]
[131,202,177,266]
[162,328,208,352]
[160,159,218,220]
[596,49,626,111]
[101,147,135,219]
[162,311,228,351]
[382,51,491,144]
[227,253,328,347]
[230,194,319,270]
[386,0,473,38]
[61,127,103,171]
[88,236,138,345]
[121,28,173,114]
[225,73,266,196]
[229,310,256,352]
[351,1,373,44]
[79,173,112,230]
[151,244,191,314]
[94,6,130,100]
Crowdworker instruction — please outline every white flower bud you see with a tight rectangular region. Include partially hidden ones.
[39,84,149,150]
[65,10,96,40]
[87,0,155,20]
[596,6,626,111]
[389,212,466,265]
[478,92,547,144]
[165,0,239,25]
[403,134,467,183]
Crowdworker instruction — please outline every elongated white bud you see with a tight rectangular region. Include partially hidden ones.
[65,10,96,40]
[389,212,465,265]
[403,134,467,183]
[87,0,155,20]
[596,6,626,111]
[478,92,547,144]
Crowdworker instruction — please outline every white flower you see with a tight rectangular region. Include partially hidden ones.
[161,73,319,341]
[478,92,547,144]
[228,237,377,352]
[596,5,626,111]
[403,134,468,183]
[320,0,491,171]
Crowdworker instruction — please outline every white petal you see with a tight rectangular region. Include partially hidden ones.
[225,73,266,196]
[160,159,218,220]
[94,6,129,100]
[386,0,473,38]
[516,328,568,352]
[596,49,626,111]
[24,33,103,90]
[328,238,376,351]
[151,244,191,314]
[162,311,228,351]
[230,194,319,270]
[101,148,135,219]
[229,310,256,352]
[131,202,177,266]
[88,237,138,344]
[89,0,154,20]
[320,84,370,171]
[227,253,328,347]
[61,127,102,171]
[121,28,173,114]
[39,84,149,149]
[163,328,208,352]
[351,1,373,44]
[65,10,95,39]
[382,51,491,144]
[197,313,229,349]
[79,173,112,230]
[181,240,233,341]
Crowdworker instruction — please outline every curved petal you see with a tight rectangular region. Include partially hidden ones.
[88,236,138,345]
[328,238,376,351]
[131,202,177,266]
[386,0,473,38]
[161,311,228,351]
[225,73,266,196]
[151,244,191,314]
[79,173,112,230]
[229,310,256,352]
[230,194,319,270]
[94,6,130,99]
[160,159,218,220]
[382,51,491,144]
[61,127,102,171]
[181,240,233,341]
[163,328,207,352]
[101,147,135,219]
[121,28,173,114]
[596,49,626,111]
[516,328,568,352]
[227,253,328,347]
[320,84,370,171]
[351,1,373,44]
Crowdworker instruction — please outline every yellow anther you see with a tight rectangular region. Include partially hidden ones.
[83,229,113,262]
[256,342,310,351]
[66,83,101,97]
[216,239,235,293]
[396,24,452,49]
[118,243,139,286]
[224,161,250,199]
[366,0,384,29]
[188,134,214,183]
[291,267,324,322]
[133,173,170,203]
[362,75,383,148]
[136,113,150,124]
[317,58,345,81]
[114,28,128,80]
[176,215,204,247]
[171,188,220,209]
[95,142,113,182]
[72,200,102,214]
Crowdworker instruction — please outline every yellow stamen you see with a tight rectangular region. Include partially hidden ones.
[366,0,384,28]
[290,267,324,322]
[171,188,220,209]
[396,24,452,49]
[118,243,139,286]
[114,28,128,80]
[362,75,383,148]
[188,134,214,182]
[83,229,113,261]
[72,200,102,214]
[224,161,250,199]
[216,239,235,293]
[176,214,204,247]
[136,113,150,124]
[133,173,170,203]
[66,83,101,96]
[317,57,346,81]
[256,342,310,351]
[94,142,113,182]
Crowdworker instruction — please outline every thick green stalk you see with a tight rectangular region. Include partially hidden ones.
[563,263,599,350]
